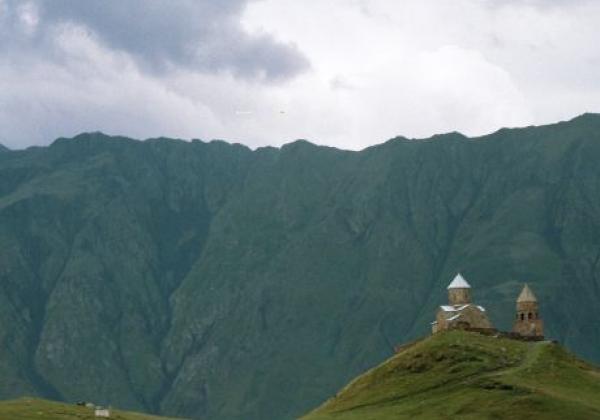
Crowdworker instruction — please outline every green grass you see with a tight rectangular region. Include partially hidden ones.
[301,331,600,420]
[0,398,186,420]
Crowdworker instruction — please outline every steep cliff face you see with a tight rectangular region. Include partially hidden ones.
[1,115,600,420]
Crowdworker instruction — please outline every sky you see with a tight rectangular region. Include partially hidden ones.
[1,0,599,150]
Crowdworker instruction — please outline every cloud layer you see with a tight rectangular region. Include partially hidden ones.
[1,0,308,78]
[1,0,599,149]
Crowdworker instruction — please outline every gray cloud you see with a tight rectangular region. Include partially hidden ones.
[0,0,309,80]
[0,0,599,150]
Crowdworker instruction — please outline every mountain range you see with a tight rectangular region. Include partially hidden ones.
[1,114,600,419]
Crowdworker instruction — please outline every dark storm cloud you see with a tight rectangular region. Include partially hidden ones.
[1,0,309,80]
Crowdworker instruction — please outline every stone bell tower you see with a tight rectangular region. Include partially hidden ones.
[512,284,544,339]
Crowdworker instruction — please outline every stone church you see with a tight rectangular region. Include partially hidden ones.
[431,273,544,340]
[431,273,494,334]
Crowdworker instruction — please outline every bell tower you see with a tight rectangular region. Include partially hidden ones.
[512,284,544,339]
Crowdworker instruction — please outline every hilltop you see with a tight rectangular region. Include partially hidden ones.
[0,398,185,420]
[302,331,600,420]
[1,114,600,419]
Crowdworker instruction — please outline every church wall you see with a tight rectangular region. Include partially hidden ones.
[457,306,493,330]
[516,301,540,320]
[513,301,544,337]
[513,315,543,337]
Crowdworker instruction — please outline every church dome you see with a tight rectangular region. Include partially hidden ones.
[447,273,471,289]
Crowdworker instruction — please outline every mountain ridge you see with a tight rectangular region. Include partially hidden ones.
[7,113,600,154]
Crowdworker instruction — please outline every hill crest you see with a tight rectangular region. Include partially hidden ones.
[302,331,600,420]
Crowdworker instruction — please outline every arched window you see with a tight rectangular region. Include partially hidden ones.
[520,313,524,321]
[528,313,532,320]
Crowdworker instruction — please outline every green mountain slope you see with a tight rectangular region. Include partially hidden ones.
[1,115,600,419]
[0,398,184,420]
[302,331,600,420]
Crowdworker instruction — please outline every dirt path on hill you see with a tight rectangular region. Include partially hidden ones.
[488,341,550,379]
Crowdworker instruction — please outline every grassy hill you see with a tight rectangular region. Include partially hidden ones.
[0,398,185,420]
[302,331,600,420]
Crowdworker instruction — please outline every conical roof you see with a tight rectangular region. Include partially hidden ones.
[517,284,537,303]
[447,273,471,289]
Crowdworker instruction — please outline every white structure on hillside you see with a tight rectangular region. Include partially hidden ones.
[95,407,111,418]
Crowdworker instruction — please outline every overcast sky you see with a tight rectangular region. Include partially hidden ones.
[1,0,599,150]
